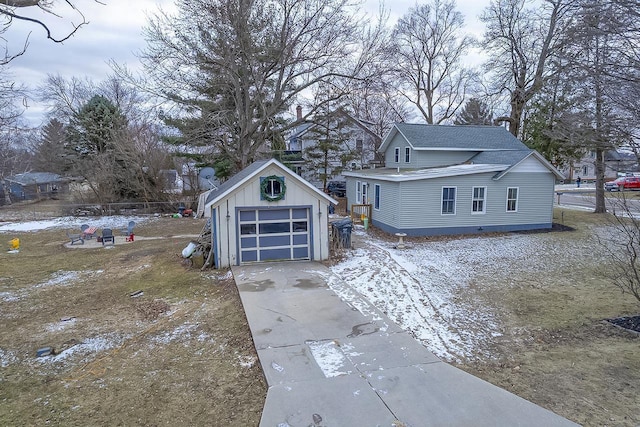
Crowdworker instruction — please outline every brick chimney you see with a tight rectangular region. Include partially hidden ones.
[296,105,302,120]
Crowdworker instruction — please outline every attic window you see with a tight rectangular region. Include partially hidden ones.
[260,176,286,201]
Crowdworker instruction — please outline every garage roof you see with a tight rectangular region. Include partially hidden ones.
[203,158,337,208]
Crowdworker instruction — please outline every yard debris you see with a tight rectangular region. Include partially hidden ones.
[134,299,170,320]
[36,347,55,357]
[130,290,144,298]
[60,316,76,322]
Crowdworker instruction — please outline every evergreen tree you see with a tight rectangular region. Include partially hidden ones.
[33,118,67,174]
[67,95,127,156]
[454,98,494,125]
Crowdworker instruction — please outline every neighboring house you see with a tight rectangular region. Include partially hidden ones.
[561,149,637,182]
[199,158,336,268]
[343,124,564,236]
[4,172,69,202]
[285,106,382,188]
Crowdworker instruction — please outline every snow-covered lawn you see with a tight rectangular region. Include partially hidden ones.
[327,226,599,363]
[0,215,156,233]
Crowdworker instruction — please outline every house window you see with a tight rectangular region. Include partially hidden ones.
[356,181,362,203]
[506,187,518,212]
[442,187,456,215]
[394,148,400,163]
[356,139,363,152]
[472,187,486,214]
[374,184,380,210]
[405,147,411,163]
[581,166,588,176]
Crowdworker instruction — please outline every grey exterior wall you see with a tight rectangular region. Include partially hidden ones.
[346,171,555,236]
[383,134,475,168]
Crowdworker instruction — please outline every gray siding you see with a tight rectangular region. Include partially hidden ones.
[384,136,475,169]
[370,180,400,226]
[393,172,554,232]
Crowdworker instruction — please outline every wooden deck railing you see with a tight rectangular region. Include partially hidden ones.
[350,204,372,223]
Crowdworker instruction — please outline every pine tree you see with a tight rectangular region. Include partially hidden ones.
[33,118,67,174]
[454,98,494,125]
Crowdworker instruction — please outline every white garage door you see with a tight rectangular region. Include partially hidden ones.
[238,207,310,263]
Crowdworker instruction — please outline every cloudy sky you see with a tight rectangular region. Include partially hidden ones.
[5,0,490,126]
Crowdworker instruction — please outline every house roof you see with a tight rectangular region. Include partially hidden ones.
[343,164,512,182]
[5,172,64,185]
[203,158,337,207]
[380,123,529,152]
[287,109,381,142]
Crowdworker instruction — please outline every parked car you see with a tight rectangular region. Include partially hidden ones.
[605,176,640,191]
[327,181,346,198]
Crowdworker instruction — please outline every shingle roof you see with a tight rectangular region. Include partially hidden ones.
[388,123,529,151]
[469,150,532,165]
[204,160,269,205]
[5,172,63,185]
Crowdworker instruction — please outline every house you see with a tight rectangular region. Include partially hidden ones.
[285,106,382,189]
[561,149,637,182]
[200,158,336,268]
[343,124,564,236]
[4,172,69,202]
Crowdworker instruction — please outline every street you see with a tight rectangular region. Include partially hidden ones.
[554,189,640,215]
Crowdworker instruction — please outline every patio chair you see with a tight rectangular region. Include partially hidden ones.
[66,231,84,245]
[120,221,135,237]
[81,224,96,239]
[101,228,115,246]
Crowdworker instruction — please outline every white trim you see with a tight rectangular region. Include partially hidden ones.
[204,158,336,210]
[471,186,486,214]
[506,187,519,212]
[405,146,411,163]
[344,163,510,182]
[441,186,457,215]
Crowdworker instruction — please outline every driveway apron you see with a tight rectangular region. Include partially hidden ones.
[232,262,579,427]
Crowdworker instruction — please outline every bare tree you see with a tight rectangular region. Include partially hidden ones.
[0,0,98,64]
[140,0,383,173]
[481,0,567,137]
[391,0,476,124]
[599,194,640,305]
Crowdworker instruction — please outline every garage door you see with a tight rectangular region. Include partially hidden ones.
[238,208,310,263]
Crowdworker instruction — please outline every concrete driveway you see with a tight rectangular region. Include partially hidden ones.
[232,261,579,427]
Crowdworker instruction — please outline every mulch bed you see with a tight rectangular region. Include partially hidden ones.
[606,315,640,334]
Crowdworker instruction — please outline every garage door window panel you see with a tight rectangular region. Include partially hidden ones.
[260,248,291,261]
[293,234,307,245]
[240,224,256,235]
[259,222,290,234]
[259,209,290,220]
[259,235,291,246]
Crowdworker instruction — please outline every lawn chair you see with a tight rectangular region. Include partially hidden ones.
[120,221,135,237]
[66,231,84,245]
[81,224,97,239]
[101,228,115,246]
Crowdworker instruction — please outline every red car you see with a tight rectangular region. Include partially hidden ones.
[605,176,640,191]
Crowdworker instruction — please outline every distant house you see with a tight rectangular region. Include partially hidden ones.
[199,158,336,268]
[285,106,382,189]
[4,172,69,202]
[561,149,637,182]
[344,124,564,236]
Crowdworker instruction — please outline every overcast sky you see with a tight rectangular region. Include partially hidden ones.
[5,0,490,126]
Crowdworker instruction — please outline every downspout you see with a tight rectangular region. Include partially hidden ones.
[318,200,323,261]
[226,200,231,267]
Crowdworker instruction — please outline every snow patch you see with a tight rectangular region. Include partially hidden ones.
[307,340,352,378]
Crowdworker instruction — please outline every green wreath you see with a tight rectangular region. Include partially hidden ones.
[260,175,286,201]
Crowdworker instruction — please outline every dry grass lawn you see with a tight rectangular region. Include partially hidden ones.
[0,207,265,426]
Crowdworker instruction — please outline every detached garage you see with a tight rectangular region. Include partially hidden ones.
[201,158,336,268]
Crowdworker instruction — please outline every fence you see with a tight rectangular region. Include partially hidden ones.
[0,199,197,221]
[350,204,372,223]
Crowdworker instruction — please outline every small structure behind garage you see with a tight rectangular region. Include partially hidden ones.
[200,158,336,268]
